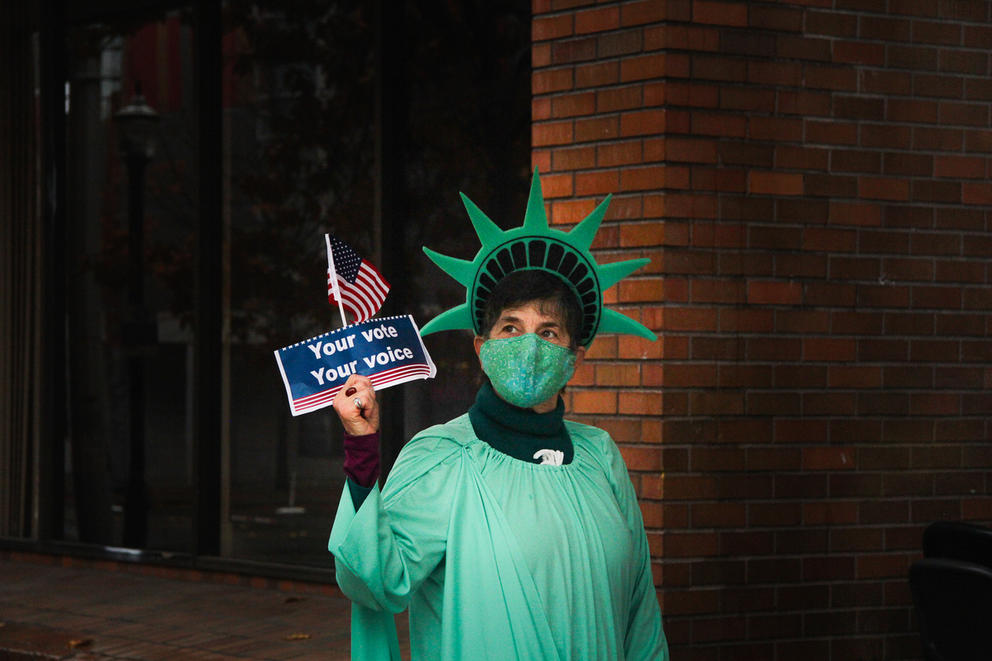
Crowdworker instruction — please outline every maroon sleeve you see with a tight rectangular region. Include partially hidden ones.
[343,431,380,488]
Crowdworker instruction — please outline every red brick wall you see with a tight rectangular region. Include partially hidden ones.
[533,1,992,659]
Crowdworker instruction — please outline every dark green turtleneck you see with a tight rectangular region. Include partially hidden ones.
[468,381,573,464]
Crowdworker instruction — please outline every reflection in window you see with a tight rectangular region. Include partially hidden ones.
[64,11,198,550]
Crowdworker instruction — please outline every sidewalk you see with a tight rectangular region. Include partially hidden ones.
[0,551,408,660]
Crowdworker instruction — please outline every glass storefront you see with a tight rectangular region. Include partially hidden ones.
[48,0,530,571]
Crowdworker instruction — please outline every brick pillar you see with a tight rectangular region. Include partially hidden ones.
[533,1,992,659]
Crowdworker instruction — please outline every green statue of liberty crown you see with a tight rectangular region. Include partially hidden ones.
[421,170,657,348]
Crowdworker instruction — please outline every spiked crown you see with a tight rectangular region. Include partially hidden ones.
[421,170,657,347]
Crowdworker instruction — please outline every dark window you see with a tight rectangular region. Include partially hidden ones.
[48,0,530,571]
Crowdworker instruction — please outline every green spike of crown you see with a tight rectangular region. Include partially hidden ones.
[421,170,657,347]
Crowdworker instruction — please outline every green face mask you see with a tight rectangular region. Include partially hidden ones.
[479,333,576,409]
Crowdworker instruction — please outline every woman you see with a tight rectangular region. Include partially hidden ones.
[328,172,668,660]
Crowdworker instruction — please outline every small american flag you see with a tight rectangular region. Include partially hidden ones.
[326,233,390,325]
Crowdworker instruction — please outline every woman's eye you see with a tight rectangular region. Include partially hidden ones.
[502,325,517,334]
[541,329,558,338]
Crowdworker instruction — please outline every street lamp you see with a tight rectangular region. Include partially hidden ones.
[115,85,160,164]
[114,84,159,548]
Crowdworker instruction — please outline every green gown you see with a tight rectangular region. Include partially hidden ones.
[328,413,668,660]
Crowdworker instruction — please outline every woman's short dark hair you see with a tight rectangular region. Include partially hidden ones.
[480,270,583,348]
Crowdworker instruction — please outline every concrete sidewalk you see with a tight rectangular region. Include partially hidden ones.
[0,552,407,660]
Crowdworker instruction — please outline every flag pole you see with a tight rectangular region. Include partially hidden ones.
[325,233,349,328]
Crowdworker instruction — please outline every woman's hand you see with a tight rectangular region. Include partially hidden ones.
[333,374,380,436]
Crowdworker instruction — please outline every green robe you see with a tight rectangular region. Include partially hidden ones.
[328,413,668,660]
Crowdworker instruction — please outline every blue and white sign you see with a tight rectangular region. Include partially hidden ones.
[274,315,436,416]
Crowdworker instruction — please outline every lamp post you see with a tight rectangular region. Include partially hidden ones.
[114,84,159,548]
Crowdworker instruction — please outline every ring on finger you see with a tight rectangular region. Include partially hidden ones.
[353,397,364,409]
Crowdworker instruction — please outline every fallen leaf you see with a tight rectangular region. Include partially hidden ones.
[68,639,93,649]
[284,633,311,641]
